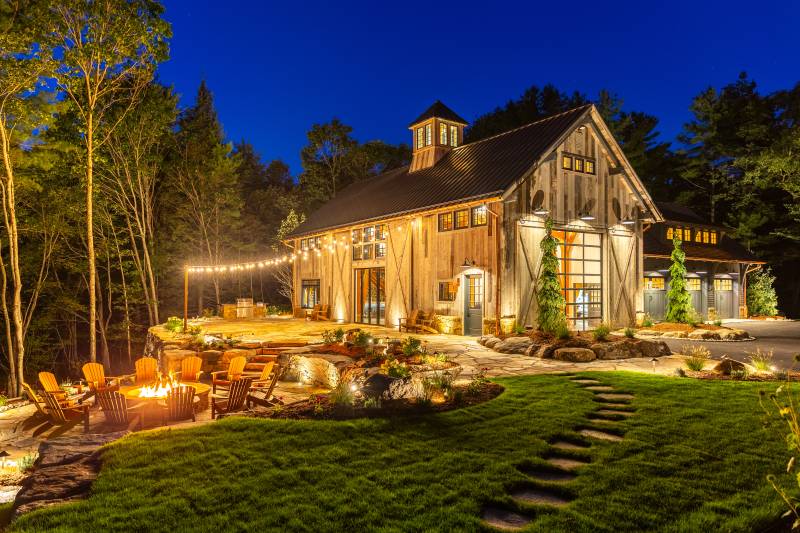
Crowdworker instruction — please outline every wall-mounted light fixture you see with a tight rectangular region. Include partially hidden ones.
[579,212,595,221]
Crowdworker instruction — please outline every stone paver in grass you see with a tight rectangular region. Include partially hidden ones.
[481,506,532,530]
[510,488,571,507]
[584,385,615,392]
[517,467,578,483]
[596,409,635,417]
[544,456,590,470]
[551,440,590,451]
[579,428,624,442]
[571,379,601,385]
[600,402,633,409]
[595,393,634,402]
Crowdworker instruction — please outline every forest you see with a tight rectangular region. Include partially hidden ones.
[1,0,798,395]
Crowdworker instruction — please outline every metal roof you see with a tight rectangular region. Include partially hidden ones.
[290,105,592,237]
[408,100,468,126]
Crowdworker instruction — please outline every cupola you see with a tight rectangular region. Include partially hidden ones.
[408,100,467,172]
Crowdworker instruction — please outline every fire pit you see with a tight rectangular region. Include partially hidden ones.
[120,374,211,411]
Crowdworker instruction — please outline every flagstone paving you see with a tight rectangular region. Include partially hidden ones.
[510,487,571,507]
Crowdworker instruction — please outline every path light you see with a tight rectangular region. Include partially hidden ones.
[650,357,658,373]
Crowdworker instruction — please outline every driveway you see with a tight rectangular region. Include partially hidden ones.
[658,320,800,370]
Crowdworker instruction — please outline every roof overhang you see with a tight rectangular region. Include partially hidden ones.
[644,253,766,265]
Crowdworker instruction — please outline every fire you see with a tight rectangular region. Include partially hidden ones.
[137,371,180,398]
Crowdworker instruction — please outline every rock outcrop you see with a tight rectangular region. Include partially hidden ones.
[553,348,596,362]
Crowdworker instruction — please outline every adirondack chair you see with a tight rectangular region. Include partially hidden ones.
[161,385,196,423]
[178,356,204,382]
[309,304,322,320]
[82,362,124,393]
[22,382,48,417]
[134,357,158,384]
[416,312,439,334]
[398,309,421,332]
[37,372,68,405]
[211,377,253,419]
[247,363,282,409]
[210,356,247,393]
[96,390,144,430]
[42,391,89,433]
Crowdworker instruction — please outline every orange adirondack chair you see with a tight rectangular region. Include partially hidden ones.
[82,362,124,393]
[179,356,203,382]
[210,356,247,393]
[42,391,89,433]
[161,385,197,423]
[134,357,158,384]
[211,378,253,419]
[96,390,144,430]
[22,382,48,416]
[246,362,282,409]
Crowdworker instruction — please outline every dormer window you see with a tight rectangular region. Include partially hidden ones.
[416,127,424,149]
[449,125,458,147]
[425,124,432,146]
[440,123,447,145]
[408,101,467,171]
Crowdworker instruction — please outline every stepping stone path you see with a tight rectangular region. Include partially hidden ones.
[482,376,637,529]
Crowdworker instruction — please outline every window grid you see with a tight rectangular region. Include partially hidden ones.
[449,125,458,147]
[554,230,602,330]
[643,277,665,290]
[438,280,457,302]
[714,278,732,291]
[687,278,701,291]
[300,279,320,309]
[471,205,487,226]
[352,224,387,261]
[440,123,447,145]
[454,209,470,229]
[438,212,454,231]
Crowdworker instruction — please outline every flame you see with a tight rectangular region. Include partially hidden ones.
[137,371,180,398]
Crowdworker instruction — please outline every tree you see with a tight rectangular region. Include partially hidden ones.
[537,218,566,333]
[665,237,692,323]
[299,119,358,209]
[47,0,171,362]
[747,268,779,317]
[273,209,304,303]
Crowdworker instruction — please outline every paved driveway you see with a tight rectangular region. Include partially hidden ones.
[658,320,800,369]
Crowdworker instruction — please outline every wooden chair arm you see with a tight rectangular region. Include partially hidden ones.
[210,370,229,380]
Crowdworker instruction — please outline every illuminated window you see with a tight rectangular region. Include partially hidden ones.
[714,278,732,291]
[352,245,360,261]
[449,125,458,147]
[584,160,595,174]
[416,127,424,149]
[312,236,321,249]
[361,244,373,260]
[471,205,487,226]
[362,226,374,242]
[695,230,702,243]
[703,230,709,243]
[666,227,673,240]
[300,239,308,251]
[574,158,584,172]
[643,277,665,290]
[438,212,453,231]
[438,280,457,301]
[425,124,432,146]
[562,155,573,170]
[455,209,470,229]
[375,224,387,241]
[301,279,320,308]
[710,231,717,244]
[374,242,386,258]
[687,278,701,291]
[351,229,361,244]
[440,123,447,145]
[683,228,692,241]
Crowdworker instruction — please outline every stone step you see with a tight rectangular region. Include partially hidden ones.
[551,440,590,451]
[571,379,601,385]
[599,402,633,409]
[596,409,635,417]
[595,393,634,402]
[587,412,625,422]
[544,456,590,470]
[510,488,571,507]
[481,506,532,530]
[517,466,578,483]
[579,428,624,442]
[584,385,615,392]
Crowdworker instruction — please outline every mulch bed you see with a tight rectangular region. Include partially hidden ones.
[251,382,504,420]
[645,322,726,332]
[687,371,800,382]
[498,330,626,345]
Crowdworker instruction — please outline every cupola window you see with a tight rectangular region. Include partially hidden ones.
[449,125,458,147]
[416,127,424,149]
[425,124,432,146]
[440,123,447,145]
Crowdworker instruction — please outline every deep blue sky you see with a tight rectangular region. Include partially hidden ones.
[159,0,800,174]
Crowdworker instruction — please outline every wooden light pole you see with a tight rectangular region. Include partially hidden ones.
[183,267,189,332]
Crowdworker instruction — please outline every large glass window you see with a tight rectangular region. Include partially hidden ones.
[438,212,453,231]
[643,277,665,290]
[301,279,320,309]
[352,223,386,261]
[354,267,385,325]
[454,209,470,229]
[687,278,701,291]
[553,230,602,330]
[425,124,432,146]
[714,278,732,291]
[416,127,424,149]
[471,205,487,226]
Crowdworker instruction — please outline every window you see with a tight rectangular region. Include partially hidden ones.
[299,236,321,251]
[425,123,432,146]
[710,231,717,244]
[362,226,374,242]
[300,239,308,251]
[714,278,732,291]
[449,125,458,147]
[687,278,701,291]
[562,153,595,175]
[695,230,702,243]
[438,280,457,301]
[440,123,447,145]
[584,160,595,174]
[574,158,584,172]
[376,224,387,241]
[352,229,361,244]
[375,242,386,258]
[703,230,709,243]
[361,244,373,260]
[352,223,387,261]
[683,228,692,242]
[438,212,453,231]
[554,230,603,330]
[455,209,470,229]
[643,277,665,290]
[352,245,361,261]
[416,127,424,149]
[467,275,483,309]
[471,205,487,226]
[562,155,573,170]
[301,279,320,308]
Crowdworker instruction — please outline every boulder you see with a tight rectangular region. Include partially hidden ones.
[636,329,662,336]
[688,329,721,340]
[387,377,422,400]
[590,341,637,360]
[237,340,263,350]
[553,347,596,362]
[524,343,542,357]
[361,373,393,399]
[160,349,197,373]
[281,352,355,388]
[484,337,503,349]
[477,336,491,346]
[660,331,688,338]
[494,336,533,354]
[718,328,749,340]
[713,358,752,375]
[13,431,127,519]
[222,348,257,363]
[637,340,671,358]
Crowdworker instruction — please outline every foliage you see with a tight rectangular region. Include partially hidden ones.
[321,329,338,345]
[512,323,526,335]
[352,331,373,349]
[17,452,37,473]
[164,317,183,333]
[555,323,571,340]
[0,395,7,407]
[328,380,354,408]
[592,323,611,341]
[624,327,636,339]
[467,368,489,395]
[747,348,774,372]
[418,377,437,407]
[537,218,567,333]
[641,314,654,328]
[381,358,410,379]
[401,336,422,357]
[665,237,693,323]
[682,344,711,371]
[748,268,780,317]
[12,374,791,532]
[713,319,723,327]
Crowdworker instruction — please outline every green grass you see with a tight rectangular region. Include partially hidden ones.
[11,373,792,532]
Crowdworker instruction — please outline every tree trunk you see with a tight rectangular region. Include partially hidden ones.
[87,115,97,362]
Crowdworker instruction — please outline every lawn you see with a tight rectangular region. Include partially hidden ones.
[12,373,793,532]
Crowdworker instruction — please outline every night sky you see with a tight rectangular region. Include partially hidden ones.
[158,0,800,174]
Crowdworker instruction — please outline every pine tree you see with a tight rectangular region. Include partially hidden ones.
[747,268,779,317]
[538,218,567,333]
[665,236,692,323]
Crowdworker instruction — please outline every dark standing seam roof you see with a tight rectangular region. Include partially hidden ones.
[290,105,592,238]
[409,100,468,126]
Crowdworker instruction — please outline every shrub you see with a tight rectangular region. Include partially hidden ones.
[592,323,611,341]
[165,316,183,333]
[747,268,779,316]
[641,314,654,328]
[748,348,774,372]
[713,319,723,327]
[353,331,373,348]
[401,336,422,357]
[363,397,381,409]
[730,368,750,380]
[381,358,411,379]
[512,323,526,335]
[665,236,693,323]
[555,323,571,340]
[433,369,461,396]
[321,329,339,345]
[467,367,489,395]
[762,383,800,526]
[624,327,635,339]
[537,218,567,333]
[329,380,354,407]
[18,452,37,473]
[418,377,437,407]
[683,344,710,371]
[333,328,345,343]
[187,325,201,335]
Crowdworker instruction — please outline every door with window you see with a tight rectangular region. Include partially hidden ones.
[553,230,602,330]
[643,276,665,321]
[463,274,483,336]
[354,268,385,325]
[687,277,703,313]
[714,278,733,319]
